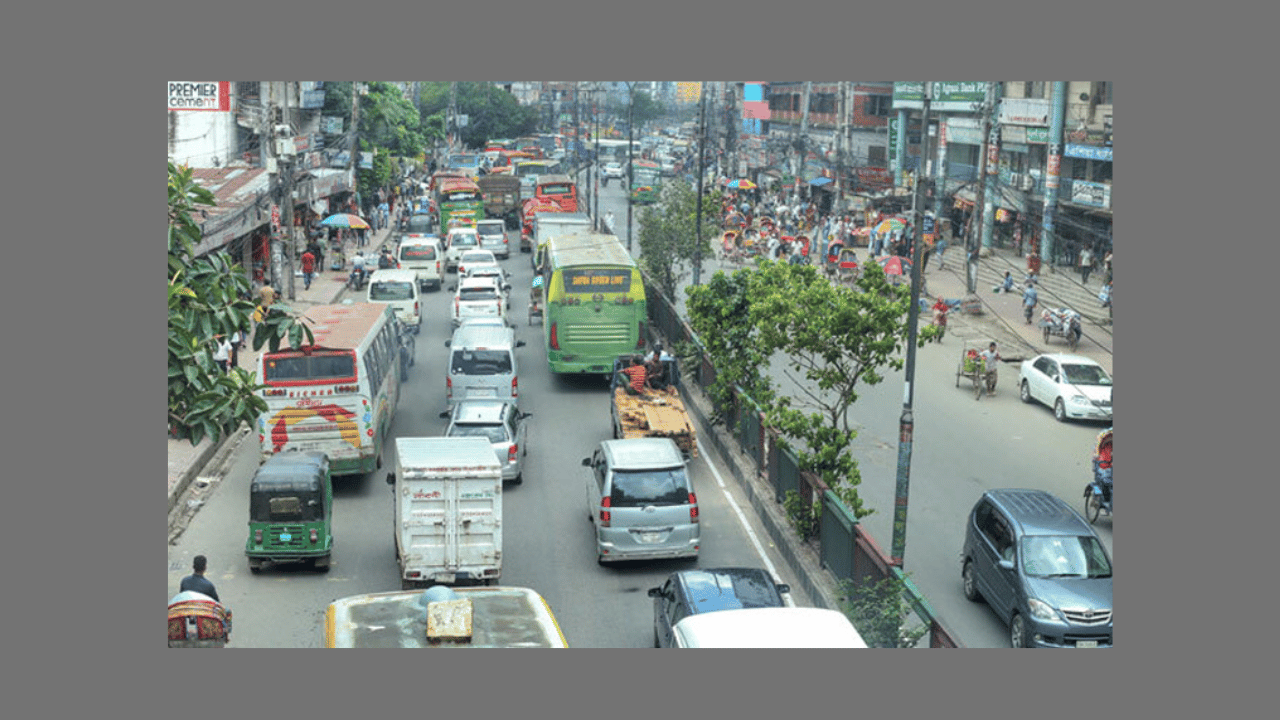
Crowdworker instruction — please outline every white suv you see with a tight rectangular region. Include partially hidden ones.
[453,275,508,328]
[444,227,480,273]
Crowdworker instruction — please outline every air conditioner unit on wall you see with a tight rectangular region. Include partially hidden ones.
[1019,174,1033,191]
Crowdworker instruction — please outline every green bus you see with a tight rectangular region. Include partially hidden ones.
[540,232,647,375]
[437,178,484,233]
[630,160,661,204]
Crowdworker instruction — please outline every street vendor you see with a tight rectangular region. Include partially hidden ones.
[979,342,1001,386]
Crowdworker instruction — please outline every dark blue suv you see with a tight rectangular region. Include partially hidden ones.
[648,567,790,648]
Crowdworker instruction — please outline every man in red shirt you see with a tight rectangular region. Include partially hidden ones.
[301,249,316,290]
[618,355,648,395]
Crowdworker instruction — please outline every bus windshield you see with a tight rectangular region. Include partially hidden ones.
[263,351,356,383]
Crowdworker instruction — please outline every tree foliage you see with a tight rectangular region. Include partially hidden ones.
[168,161,312,445]
[636,179,719,300]
[630,90,664,128]
[685,259,912,519]
[417,82,539,149]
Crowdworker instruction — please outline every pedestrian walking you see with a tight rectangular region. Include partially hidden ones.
[179,555,220,602]
[1022,281,1039,324]
[935,236,948,270]
[1079,245,1094,284]
[212,335,232,373]
[306,239,324,275]
[301,249,316,290]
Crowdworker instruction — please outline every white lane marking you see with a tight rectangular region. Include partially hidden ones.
[697,439,795,607]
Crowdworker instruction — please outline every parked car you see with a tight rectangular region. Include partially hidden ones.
[582,438,699,565]
[1018,353,1113,422]
[440,400,531,484]
[961,488,1113,648]
[475,219,511,259]
[453,275,508,328]
[647,567,790,648]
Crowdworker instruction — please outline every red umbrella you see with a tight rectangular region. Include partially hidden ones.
[878,255,913,276]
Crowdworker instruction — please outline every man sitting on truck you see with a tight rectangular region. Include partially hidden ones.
[618,355,649,395]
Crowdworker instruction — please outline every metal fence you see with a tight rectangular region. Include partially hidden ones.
[643,272,959,647]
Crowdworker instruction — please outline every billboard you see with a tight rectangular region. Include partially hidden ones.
[893,82,986,112]
[168,82,231,111]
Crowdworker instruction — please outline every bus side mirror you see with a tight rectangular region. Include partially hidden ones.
[385,473,396,485]
[581,458,591,467]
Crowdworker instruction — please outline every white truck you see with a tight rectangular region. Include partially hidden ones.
[529,210,592,265]
[387,437,503,589]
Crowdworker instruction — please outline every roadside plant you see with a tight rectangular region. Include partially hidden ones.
[782,489,821,540]
[636,179,719,299]
[839,573,929,648]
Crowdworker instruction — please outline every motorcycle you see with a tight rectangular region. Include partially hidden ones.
[348,265,368,292]
[1083,428,1113,523]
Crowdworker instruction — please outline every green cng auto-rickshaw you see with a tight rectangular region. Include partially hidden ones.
[246,451,333,573]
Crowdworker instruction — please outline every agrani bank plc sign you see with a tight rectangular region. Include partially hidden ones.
[168,82,231,111]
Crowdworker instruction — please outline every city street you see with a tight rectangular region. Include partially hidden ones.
[167,222,813,648]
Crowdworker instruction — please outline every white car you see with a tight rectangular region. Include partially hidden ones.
[465,266,510,308]
[603,162,624,180]
[444,228,480,272]
[457,249,500,279]
[1018,353,1113,422]
[453,275,508,328]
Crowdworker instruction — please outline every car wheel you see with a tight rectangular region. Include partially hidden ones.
[1010,613,1032,648]
[248,558,264,574]
[312,554,331,573]
[1019,380,1032,403]
[1042,326,1050,343]
[513,473,523,485]
[962,560,983,603]
[654,629,661,648]
[1053,398,1067,422]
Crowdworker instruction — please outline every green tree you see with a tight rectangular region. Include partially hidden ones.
[686,259,911,519]
[636,179,719,299]
[630,90,663,128]
[168,161,312,445]
[418,82,539,149]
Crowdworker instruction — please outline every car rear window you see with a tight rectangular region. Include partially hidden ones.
[451,234,478,248]
[369,282,414,301]
[400,245,437,260]
[609,469,689,507]
[459,287,499,301]
[451,350,512,375]
[449,424,509,444]
[407,216,432,233]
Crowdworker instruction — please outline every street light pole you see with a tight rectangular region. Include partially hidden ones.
[890,83,931,568]
[693,81,706,286]
[626,81,635,251]
[593,85,601,228]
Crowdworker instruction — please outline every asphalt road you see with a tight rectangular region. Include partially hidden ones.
[167,217,811,648]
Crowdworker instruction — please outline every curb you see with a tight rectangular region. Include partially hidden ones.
[168,425,249,514]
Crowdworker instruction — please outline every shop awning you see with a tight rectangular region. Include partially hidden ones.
[809,176,833,187]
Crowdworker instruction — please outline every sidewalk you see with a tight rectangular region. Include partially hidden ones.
[167,222,398,511]
[922,244,1113,376]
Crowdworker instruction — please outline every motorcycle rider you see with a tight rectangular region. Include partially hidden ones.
[1022,280,1039,323]
[349,251,367,289]
[378,247,396,270]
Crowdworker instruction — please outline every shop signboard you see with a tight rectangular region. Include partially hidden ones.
[1065,144,1112,162]
[893,81,986,112]
[998,98,1050,126]
[1069,179,1110,209]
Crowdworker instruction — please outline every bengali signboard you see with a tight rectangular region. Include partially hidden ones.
[1065,144,1113,162]
[1069,179,1111,208]
[998,98,1050,126]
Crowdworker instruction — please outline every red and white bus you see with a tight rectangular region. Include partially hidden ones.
[256,303,402,475]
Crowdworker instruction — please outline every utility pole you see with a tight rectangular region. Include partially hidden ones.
[795,81,812,194]
[834,81,847,209]
[626,81,635,251]
[966,81,995,294]
[281,82,296,301]
[693,81,707,286]
[573,83,581,179]
[980,83,1001,252]
[1041,81,1067,269]
[448,82,459,154]
[264,83,282,296]
[593,85,600,227]
[890,82,931,568]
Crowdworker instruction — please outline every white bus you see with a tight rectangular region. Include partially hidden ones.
[256,303,403,476]
[594,138,642,165]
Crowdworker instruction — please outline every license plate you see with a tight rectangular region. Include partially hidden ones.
[638,532,662,544]
[1075,640,1098,648]
[279,533,292,542]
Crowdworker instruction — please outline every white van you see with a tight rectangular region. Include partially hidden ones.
[475,219,510,259]
[671,607,868,648]
[445,227,480,273]
[366,269,422,333]
[445,321,524,407]
[396,234,443,291]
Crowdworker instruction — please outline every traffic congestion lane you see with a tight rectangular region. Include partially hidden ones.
[168,225,812,648]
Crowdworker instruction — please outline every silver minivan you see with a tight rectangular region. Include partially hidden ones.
[396,234,443,291]
[582,438,699,565]
[445,321,525,407]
